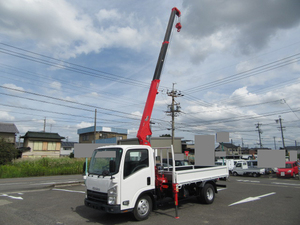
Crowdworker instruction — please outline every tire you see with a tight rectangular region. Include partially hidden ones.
[233,172,238,176]
[133,195,152,221]
[198,183,215,204]
[253,173,258,177]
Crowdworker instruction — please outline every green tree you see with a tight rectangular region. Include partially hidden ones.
[160,134,171,137]
[0,138,18,165]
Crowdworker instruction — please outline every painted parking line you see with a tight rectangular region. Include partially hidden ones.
[52,188,85,194]
[217,188,227,191]
[237,180,260,183]
[0,194,23,200]
[271,182,300,186]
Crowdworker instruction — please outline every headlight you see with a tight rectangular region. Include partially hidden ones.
[108,186,117,205]
[287,170,292,173]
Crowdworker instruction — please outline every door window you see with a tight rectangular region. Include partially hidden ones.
[124,149,149,179]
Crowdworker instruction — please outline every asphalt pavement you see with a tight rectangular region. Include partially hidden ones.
[0,174,299,225]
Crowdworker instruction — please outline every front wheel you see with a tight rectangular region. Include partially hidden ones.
[198,183,215,204]
[133,195,152,221]
[233,172,238,176]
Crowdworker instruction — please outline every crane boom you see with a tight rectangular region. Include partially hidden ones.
[137,7,181,146]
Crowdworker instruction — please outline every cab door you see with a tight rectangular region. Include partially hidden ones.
[120,148,154,211]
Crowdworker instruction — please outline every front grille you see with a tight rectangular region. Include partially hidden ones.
[87,190,108,204]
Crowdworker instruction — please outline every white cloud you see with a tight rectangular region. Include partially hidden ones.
[0,111,14,120]
[291,61,300,72]
[76,121,93,128]
[131,111,142,118]
[0,0,152,59]
[49,81,61,90]
[96,9,121,21]
[2,83,24,93]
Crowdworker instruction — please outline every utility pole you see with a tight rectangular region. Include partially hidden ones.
[273,136,277,150]
[255,122,263,148]
[43,117,46,132]
[166,83,183,145]
[275,116,286,155]
[94,109,97,143]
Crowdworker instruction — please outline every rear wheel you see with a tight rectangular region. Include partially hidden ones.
[133,195,152,221]
[198,183,215,204]
[233,172,238,176]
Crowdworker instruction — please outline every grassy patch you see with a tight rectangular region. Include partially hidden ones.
[0,157,86,178]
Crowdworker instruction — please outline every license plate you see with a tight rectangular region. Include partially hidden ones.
[281,172,285,176]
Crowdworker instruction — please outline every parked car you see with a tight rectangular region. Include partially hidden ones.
[162,158,191,166]
[247,160,276,174]
[232,161,265,177]
[276,161,299,178]
[265,168,275,174]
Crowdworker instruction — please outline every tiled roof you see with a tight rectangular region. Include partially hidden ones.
[21,131,65,139]
[0,123,19,133]
[217,143,239,149]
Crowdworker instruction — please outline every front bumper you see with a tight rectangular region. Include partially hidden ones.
[85,198,122,213]
[276,172,293,177]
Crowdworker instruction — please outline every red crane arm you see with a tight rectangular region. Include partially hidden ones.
[137,7,181,146]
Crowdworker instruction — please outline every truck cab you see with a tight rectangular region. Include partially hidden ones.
[85,145,155,219]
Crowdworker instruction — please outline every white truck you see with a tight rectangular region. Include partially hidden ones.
[84,145,229,220]
[216,159,234,173]
[232,161,265,177]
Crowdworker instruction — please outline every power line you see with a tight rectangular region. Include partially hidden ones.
[0,43,150,88]
[0,63,140,106]
[0,84,141,120]
[183,52,300,94]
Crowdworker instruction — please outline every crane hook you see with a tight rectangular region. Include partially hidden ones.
[175,22,182,32]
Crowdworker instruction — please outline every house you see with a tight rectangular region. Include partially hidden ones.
[77,126,128,143]
[0,122,19,145]
[21,131,65,158]
[60,142,77,157]
[215,143,241,156]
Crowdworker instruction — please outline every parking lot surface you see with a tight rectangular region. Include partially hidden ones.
[0,175,299,224]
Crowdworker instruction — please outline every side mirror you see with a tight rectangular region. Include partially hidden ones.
[109,160,116,173]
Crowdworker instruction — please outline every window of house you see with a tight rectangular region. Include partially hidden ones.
[82,135,89,141]
[33,142,43,151]
[48,142,56,150]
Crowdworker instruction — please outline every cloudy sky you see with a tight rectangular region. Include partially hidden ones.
[0,0,300,149]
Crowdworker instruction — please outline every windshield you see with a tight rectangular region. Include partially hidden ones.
[285,163,292,168]
[89,148,123,176]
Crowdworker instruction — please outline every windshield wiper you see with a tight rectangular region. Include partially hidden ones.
[102,170,110,178]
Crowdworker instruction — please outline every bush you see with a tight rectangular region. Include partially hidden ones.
[0,138,18,165]
[0,157,86,178]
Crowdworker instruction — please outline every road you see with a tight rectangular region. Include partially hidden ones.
[0,175,299,225]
